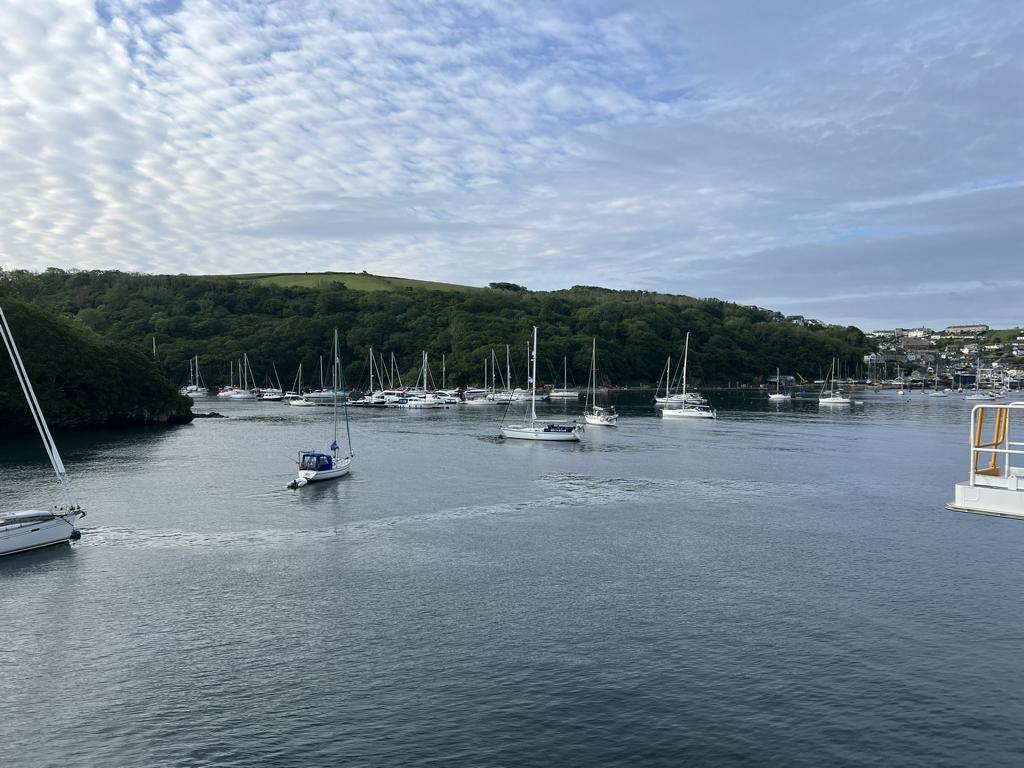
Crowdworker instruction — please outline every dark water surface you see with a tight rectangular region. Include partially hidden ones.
[3,392,1023,767]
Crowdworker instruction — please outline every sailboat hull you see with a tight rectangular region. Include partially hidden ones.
[661,407,716,419]
[500,424,581,441]
[297,458,352,484]
[1,511,83,557]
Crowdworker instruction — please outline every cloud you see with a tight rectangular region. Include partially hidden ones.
[1,0,1021,328]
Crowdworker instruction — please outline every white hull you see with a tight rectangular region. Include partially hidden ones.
[501,424,581,441]
[584,412,617,426]
[819,396,851,405]
[1,511,82,557]
[296,457,352,485]
[548,390,580,399]
[768,393,790,401]
[287,398,318,407]
[661,406,716,419]
[949,479,1024,519]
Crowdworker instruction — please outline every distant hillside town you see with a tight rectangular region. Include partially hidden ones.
[864,324,1023,389]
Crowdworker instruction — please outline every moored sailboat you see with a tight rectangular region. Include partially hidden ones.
[661,332,716,419]
[584,338,617,426]
[818,358,851,405]
[499,327,583,441]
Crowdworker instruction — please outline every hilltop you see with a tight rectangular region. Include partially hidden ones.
[230,271,478,293]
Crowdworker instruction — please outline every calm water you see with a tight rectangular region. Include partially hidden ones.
[2,391,1023,767]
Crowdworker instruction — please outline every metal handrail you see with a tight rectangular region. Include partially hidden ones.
[970,403,1024,483]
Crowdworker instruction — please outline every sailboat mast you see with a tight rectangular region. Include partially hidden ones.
[442,353,446,390]
[682,332,689,400]
[369,346,374,393]
[506,344,511,396]
[0,306,73,505]
[587,337,596,410]
[332,330,339,450]
[531,326,538,422]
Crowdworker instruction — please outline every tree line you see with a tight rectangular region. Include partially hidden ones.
[2,269,869,396]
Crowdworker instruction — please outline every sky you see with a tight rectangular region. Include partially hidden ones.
[1,0,1022,330]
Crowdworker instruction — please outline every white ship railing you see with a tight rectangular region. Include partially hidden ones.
[968,402,1024,489]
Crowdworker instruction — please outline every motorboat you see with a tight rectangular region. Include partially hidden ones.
[0,304,86,557]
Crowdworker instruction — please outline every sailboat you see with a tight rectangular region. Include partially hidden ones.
[768,367,790,401]
[0,305,87,557]
[549,357,580,399]
[584,338,617,426]
[229,354,257,399]
[928,366,949,398]
[818,358,851,405]
[180,355,209,397]
[288,329,354,487]
[964,356,996,401]
[499,327,583,441]
[661,332,716,419]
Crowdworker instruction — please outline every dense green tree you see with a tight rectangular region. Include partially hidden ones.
[1,268,870,395]
[0,294,193,433]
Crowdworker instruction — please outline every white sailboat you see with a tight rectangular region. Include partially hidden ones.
[500,327,583,441]
[818,358,851,405]
[0,305,87,557]
[288,329,354,487]
[661,332,716,419]
[584,338,617,426]
[549,357,580,399]
[964,356,996,400]
[229,354,257,399]
[180,355,209,397]
[768,367,790,401]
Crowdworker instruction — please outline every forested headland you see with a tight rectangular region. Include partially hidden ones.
[0,295,193,434]
[2,269,868,400]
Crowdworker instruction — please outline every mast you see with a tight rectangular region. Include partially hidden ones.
[681,332,689,400]
[530,327,538,422]
[333,329,339,454]
[506,344,511,396]
[319,355,324,391]
[369,346,374,393]
[442,353,446,390]
[152,336,157,359]
[0,305,74,507]
[564,357,568,391]
[587,337,596,411]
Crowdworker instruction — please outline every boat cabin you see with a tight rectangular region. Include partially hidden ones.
[948,402,1024,519]
[300,452,334,471]
[0,511,57,529]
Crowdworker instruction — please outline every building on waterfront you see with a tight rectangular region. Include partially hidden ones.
[943,324,989,335]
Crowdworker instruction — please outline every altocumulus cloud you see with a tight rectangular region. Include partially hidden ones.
[1,0,1021,327]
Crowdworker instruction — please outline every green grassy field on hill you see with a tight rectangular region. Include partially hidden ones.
[230,271,479,293]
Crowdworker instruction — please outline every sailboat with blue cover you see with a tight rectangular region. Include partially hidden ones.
[288,329,353,488]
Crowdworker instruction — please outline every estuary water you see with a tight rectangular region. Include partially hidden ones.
[2,391,1023,767]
